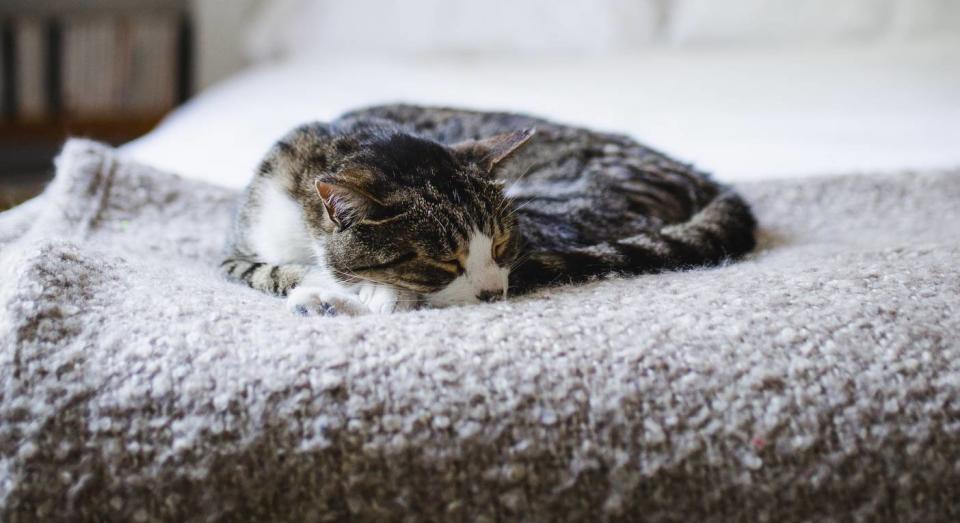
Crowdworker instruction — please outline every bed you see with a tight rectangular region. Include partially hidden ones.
[122,42,960,189]
[3,2,960,520]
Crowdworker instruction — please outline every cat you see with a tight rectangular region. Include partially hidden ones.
[221,104,756,316]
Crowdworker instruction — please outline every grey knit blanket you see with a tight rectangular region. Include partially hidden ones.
[1,140,959,522]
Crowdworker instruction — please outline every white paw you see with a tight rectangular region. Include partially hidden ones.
[286,286,371,317]
[354,283,419,314]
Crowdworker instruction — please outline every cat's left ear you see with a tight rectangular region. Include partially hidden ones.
[314,177,384,231]
[451,128,536,174]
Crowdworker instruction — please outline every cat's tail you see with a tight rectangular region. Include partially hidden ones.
[510,190,756,291]
[220,257,308,297]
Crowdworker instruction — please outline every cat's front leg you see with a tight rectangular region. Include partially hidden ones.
[286,270,371,317]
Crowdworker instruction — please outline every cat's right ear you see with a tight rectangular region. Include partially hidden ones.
[451,128,536,174]
[315,178,381,231]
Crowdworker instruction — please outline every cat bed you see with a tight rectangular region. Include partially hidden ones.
[1,140,958,521]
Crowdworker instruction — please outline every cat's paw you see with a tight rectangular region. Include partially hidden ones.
[354,283,419,314]
[286,287,371,317]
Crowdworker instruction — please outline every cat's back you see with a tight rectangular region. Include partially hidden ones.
[340,104,722,225]
[338,104,653,175]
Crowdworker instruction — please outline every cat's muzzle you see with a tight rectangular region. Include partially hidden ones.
[476,290,504,303]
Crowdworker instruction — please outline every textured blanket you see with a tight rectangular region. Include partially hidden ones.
[1,140,959,522]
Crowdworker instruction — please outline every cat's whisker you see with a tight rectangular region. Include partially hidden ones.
[500,197,536,221]
[509,254,533,271]
[495,164,538,222]
[497,199,521,220]
[426,209,450,237]
[495,195,521,220]
[330,267,392,286]
[503,162,536,195]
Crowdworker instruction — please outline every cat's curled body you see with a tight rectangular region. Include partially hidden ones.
[222,104,756,316]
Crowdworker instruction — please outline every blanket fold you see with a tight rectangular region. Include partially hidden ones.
[1,139,959,522]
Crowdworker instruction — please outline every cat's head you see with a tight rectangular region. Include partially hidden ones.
[310,126,535,307]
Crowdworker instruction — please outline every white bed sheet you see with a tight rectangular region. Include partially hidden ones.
[123,43,960,188]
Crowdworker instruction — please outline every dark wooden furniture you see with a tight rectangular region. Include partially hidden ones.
[0,0,192,209]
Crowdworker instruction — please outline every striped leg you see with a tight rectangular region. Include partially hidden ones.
[220,257,308,297]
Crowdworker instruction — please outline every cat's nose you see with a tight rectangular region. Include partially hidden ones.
[476,290,503,303]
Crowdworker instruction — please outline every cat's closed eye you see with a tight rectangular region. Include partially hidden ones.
[429,257,464,275]
[492,236,510,260]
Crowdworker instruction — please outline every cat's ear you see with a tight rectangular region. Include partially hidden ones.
[451,128,536,174]
[314,174,384,230]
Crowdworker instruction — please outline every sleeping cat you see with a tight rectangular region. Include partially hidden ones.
[221,104,756,315]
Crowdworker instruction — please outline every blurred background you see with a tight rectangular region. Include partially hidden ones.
[1,0,959,209]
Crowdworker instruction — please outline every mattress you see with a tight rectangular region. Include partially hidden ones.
[122,43,960,188]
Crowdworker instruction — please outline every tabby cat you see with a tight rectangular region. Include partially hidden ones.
[222,105,756,316]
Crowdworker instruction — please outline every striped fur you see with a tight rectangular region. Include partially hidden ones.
[509,190,756,291]
[345,105,757,294]
[219,258,307,297]
[222,104,757,312]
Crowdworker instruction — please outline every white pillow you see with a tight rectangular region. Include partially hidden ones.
[888,0,960,39]
[245,0,660,61]
[243,0,960,63]
[666,0,890,45]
